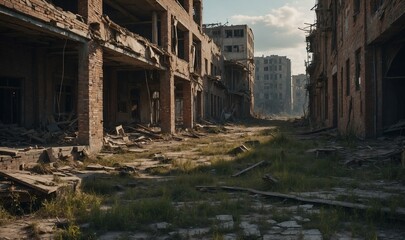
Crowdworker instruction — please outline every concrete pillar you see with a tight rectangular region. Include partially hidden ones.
[183,81,193,128]
[159,10,175,133]
[160,71,175,133]
[78,41,103,152]
[152,11,158,45]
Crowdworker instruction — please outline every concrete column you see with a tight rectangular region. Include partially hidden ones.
[183,81,193,128]
[161,11,171,51]
[152,11,158,45]
[78,41,103,152]
[160,71,175,133]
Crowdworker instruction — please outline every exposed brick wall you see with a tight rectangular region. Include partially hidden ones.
[160,70,175,133]
[0,0,88,35]
[78,41,103,152]
[308,0,405,137]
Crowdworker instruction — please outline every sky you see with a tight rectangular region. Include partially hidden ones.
[203,0,316,75]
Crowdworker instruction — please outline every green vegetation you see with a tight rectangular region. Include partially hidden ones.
[1,119,403,239]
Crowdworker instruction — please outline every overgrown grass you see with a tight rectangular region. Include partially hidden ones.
[37,190,101,222]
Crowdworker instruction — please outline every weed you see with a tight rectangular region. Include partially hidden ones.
[29,222,40,240]
[0,206,13,225]
[54,224,82,240]
[90,197,175,230]
[172,159,197,173]
[38,190,101,222]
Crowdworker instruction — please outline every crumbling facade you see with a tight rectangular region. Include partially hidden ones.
[292,74,308,116]
[306,0,405,137]
[204,24,255,118]
[254,55,292,115]
[0,0,236,153]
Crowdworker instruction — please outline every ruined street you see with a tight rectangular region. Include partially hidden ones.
[1,119,404,239]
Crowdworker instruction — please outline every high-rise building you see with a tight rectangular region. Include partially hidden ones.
[254,55,291,115]
[291,74,308,116]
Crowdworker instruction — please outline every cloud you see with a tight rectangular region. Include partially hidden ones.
[229,4,314,74]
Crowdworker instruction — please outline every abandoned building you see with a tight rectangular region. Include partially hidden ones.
[291,74,308,116]
[254,55,292,115]
[203,24,255,118]
[306,0,405,137]
[0,0,254,155]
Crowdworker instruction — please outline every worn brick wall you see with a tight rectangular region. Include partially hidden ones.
[0,0,88,36]
[77,41,103,152]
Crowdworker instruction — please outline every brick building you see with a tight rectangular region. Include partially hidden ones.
[0,0,238,153]
[254,55,292,115]
[306,0,405,137]
[203,24,255,118]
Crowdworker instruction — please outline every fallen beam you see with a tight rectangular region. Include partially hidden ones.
[231,160,265,177]
[195,186,405,219]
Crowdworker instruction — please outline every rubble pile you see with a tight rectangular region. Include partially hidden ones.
[0,119,78,147]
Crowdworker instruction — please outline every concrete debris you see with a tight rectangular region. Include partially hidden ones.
[229,144,250,155]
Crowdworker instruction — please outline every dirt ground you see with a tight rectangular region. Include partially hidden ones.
[1,118,405,239]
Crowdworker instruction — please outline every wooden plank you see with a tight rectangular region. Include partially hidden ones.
[0,171,58,194]
[231,160,265,177]
[0,148,19,157]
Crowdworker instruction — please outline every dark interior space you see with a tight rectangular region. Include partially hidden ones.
[49,0,78,14]
[383,46,405,128]
[0,78,21,125]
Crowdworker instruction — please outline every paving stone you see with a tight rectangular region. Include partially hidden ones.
[302,229,323,240]
[239,222,261,237]
[299,204,314,209]
[277,220,301,228]
[216,215,233,222]
[216,214,234,230]
[281,228,302,235]
[266,219,277,225]
[177,227,210,237]
[223,233,238,240]
[150,222,170,231]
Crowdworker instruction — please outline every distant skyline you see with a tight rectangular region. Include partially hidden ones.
[203,0,315,75]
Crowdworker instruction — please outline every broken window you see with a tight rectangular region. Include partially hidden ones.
[233,45,239,52]
[225,30,233,38]
[355,48,361,91]
[224,45,232,52]
[346,59,351,96]
[279,65,282,71]
[354,0,360,14]
[233,29,244,37]
[0,78,21,124]
[212,30,220,36]
[193,1,202,25]
[152,91,160,124]
[340,68,344,117]
[54,84,73,117]
[264,74,269,80]
[264,59,268,64]
[264,67,269,71]
[372,0,384,13]
[117,80,127,113]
